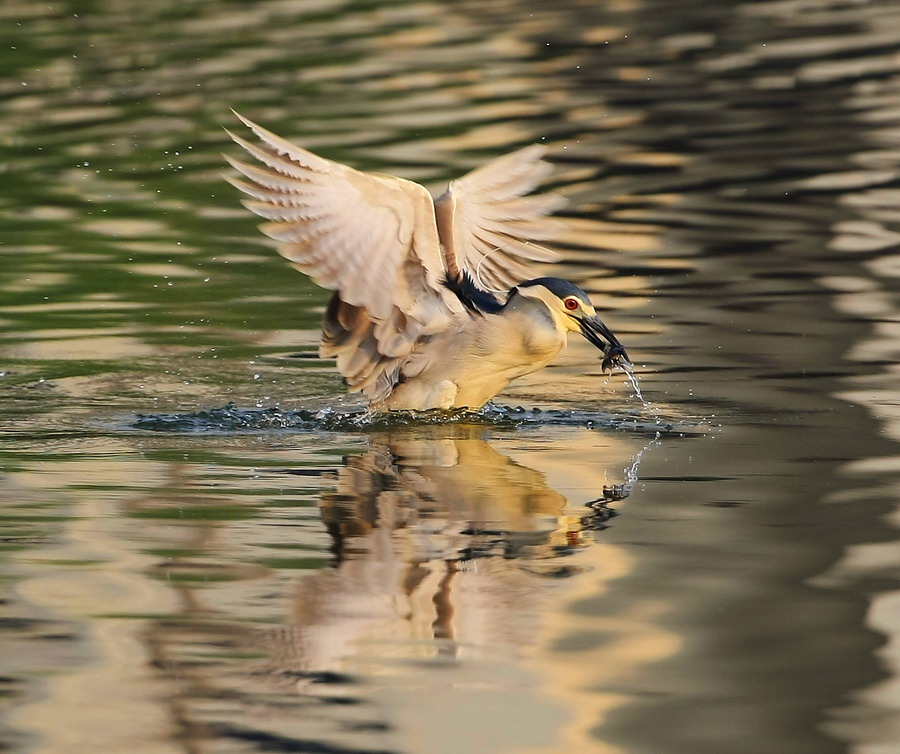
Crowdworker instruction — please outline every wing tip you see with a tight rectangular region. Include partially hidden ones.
[226,110,333,174]
[230,108,259,132]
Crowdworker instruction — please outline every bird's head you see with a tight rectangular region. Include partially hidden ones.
[514,277,631,372]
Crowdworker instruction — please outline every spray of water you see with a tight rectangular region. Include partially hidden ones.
[622,430,660,494]
[619,360,652,409]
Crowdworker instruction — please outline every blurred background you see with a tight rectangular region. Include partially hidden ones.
[1,0,899,752]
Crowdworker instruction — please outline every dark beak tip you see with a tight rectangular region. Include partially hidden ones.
[579,315,630,372]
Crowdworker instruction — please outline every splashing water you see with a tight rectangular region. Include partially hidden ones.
[128,401,689,436]
[623,430,660,492]
[620,360,652,409]
[582,429,661,533]
[600,344,653,411]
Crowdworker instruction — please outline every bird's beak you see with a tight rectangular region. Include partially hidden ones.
[578,314,631,372]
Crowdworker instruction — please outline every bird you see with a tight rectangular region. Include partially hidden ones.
[224,112,630,411]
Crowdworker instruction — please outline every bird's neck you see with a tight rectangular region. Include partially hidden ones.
[482,296,567,363]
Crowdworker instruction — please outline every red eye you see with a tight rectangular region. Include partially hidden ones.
[564,297,579,311]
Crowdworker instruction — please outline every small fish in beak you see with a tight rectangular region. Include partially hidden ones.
[600,343,630,374]
[578,315,631,374]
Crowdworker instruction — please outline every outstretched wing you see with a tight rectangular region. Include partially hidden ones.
[225,112,460,402]
[433,145,565,291]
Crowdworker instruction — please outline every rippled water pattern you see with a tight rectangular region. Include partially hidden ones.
[2,1,900,753]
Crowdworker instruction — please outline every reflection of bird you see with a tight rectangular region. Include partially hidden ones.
[264,425,641,680]
[272,427,575,676]
[226,113,629,410]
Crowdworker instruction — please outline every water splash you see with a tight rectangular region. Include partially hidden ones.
[130,401,691,436]
[624,430,660,491]
[581,429,662,532]
[620,360,652,409]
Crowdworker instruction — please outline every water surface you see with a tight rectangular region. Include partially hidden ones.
[2,1,900,753]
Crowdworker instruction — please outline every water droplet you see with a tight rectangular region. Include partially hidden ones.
[620,361,651,409]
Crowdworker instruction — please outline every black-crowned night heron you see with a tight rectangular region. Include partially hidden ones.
[225,113,630,410]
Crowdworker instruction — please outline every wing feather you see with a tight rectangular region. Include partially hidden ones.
[226,113,459,402]
[434,144,565,289]
[224,157,317,194]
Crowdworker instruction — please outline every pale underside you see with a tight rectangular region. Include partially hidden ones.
[225,113,567,409]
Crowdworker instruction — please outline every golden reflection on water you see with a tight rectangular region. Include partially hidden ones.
[531,548,681,754]
[6,442,180,754]
[3,423,661,754]
[265,426,660,754]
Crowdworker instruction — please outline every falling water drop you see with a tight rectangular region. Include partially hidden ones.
[620,360,652,409]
